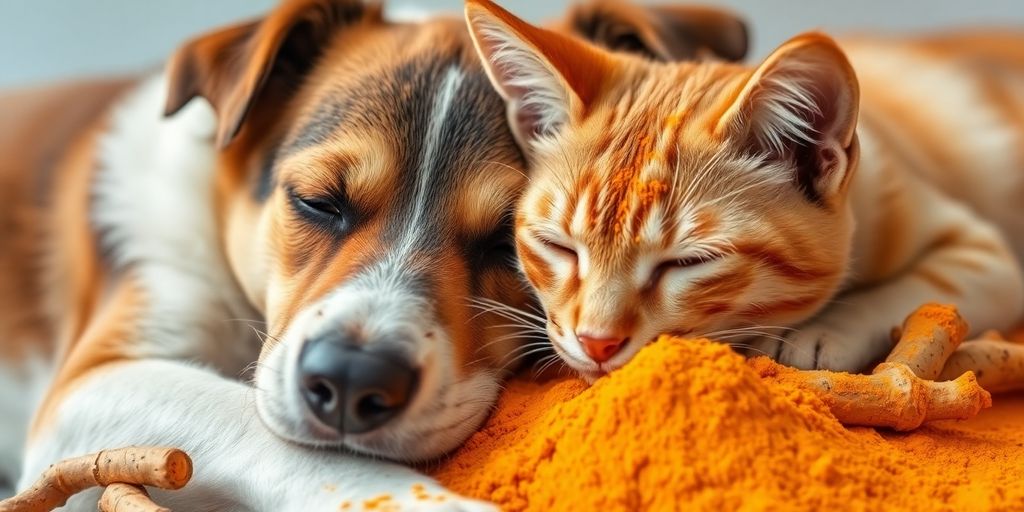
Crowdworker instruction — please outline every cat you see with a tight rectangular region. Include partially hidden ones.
[465,0,1024,380]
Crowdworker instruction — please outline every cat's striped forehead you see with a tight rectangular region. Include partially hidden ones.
[530,62,787,252]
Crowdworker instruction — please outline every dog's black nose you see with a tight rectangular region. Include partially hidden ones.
[298,336,418,434]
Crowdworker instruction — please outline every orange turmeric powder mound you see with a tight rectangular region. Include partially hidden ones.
[429,337,1024,511]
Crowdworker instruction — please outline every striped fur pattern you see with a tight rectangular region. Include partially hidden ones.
[467,0,1024,380]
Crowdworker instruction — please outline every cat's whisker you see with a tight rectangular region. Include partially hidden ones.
[473,331,552,355]
[485,322,548,334]
[512,346,557,360]
[467,301,545,328]
[469,296,548,325]
[534,353,564,375]
[482,333,550,350]
[490,333,550,343]
[491,345,557,371]
[706,325,798,335]
[474,297,549,324]
[725,342,771,357]
[713,332,794,346]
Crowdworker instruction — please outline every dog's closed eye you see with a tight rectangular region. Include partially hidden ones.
[287,186,355,234]
[472,215,517,268]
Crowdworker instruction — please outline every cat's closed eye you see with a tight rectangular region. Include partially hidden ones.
[539,237,578,261]
[647,254,723,290]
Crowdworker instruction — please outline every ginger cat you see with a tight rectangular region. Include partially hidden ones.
[465,0,1024,380]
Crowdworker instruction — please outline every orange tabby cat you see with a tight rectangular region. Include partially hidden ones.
[465,0,1024,380]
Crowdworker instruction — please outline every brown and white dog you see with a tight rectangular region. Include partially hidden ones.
[0,0,746,509]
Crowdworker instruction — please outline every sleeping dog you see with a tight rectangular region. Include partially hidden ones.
[0,0,746,509]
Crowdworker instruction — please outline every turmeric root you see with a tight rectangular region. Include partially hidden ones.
[99,484,169,512]
[884,303,969,379]
[884,309,1024,392]
[940,339,1024,392]
[753,304,992,431]
[0,447,191,512]
[758,360,991,430]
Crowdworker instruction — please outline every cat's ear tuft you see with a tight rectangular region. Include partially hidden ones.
[716,33,860,203]
[465,0,612,151]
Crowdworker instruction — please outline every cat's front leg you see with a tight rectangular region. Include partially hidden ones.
[765,299,894,372]
[753,204,1024,372]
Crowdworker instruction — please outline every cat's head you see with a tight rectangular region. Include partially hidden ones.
[466,0,861,379]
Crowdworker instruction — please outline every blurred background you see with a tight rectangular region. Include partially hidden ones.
[1,0,1023,89]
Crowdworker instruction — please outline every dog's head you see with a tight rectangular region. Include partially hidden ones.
[163,0,748,461]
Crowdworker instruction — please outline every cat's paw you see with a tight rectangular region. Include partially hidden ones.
[750,316,891,372]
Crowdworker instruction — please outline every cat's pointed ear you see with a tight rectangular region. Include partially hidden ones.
[715,33,860,204]
[465,0,613,150]
[558,0,748,62]
[164,0,374,148]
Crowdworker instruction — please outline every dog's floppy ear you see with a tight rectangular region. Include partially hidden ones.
[557,0,748,62]
[164,0,375,148]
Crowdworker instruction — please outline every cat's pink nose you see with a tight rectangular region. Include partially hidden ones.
[578,335,627,363]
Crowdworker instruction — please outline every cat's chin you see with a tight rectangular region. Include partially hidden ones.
[578,368,606,384]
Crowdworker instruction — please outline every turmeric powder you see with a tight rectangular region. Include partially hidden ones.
[429,336,1024,510]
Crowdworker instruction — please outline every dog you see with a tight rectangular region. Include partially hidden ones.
[0,0,746,509]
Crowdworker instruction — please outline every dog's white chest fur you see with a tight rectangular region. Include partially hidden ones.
[92,75,259,373]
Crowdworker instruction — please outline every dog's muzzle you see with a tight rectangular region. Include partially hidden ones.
[298,334,419,434]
